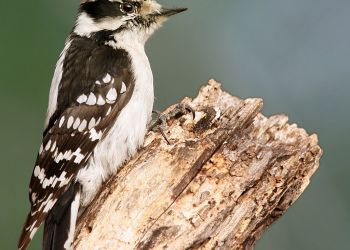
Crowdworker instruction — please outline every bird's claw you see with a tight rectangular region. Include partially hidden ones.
[172,104,196,120]
[149,104,196,144]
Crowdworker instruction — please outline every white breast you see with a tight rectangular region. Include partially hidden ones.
[77,41,154,207]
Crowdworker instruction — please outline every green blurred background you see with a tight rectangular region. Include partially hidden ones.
[1,0,349,249]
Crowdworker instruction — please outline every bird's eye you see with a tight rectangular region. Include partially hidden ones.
[121,2,136,14]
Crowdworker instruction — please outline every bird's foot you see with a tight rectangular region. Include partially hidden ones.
[149,104,195,144]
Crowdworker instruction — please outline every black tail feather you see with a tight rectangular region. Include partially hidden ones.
[43,183,81,250]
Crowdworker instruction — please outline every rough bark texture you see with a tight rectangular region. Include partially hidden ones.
[74,80,322,250]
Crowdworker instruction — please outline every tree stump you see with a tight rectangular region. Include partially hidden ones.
[74,80,322,250]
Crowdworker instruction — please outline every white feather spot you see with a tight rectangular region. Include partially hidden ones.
[97,95,106,106]
[78,119,87,132]
[96,117,102,126]
[31,193,37,203]
[56,171,67,186]
[53,148,59,158]
[54,171,69,188]
[43,198,57,213]
[50,141,57,152]
[59,116,65,128]
[103,73,112,83]
[29,227,38,240]
[28,220,37,231]
[121,82,127,93]
[106,88,117,103]
[52,177,58,188]
[39,144,43,154]
[86,93,97,105]
[72,148,85,164]
[38,194,51,211]
[106,106,112,116]
[89,128,103,141]
[88,118,96,130]
[42,176,55,189]
[95,80,101,85]
[73,118,81,130]
[55,152,64,163]
[67,116,74,129]
[30,210,38,216]
[34,165,40,177]
[45,140,51,151]
[54,150,73,163]
[77,94,87,104]
[34,166,46,182]
[63,150,72,161]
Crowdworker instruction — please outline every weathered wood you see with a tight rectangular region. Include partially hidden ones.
[74,79,322,250]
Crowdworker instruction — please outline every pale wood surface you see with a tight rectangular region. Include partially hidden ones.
[74,80,322,250]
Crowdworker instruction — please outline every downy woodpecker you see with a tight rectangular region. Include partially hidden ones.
[18,1,186,249]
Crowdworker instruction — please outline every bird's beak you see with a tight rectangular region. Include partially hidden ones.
[158,7,188,17]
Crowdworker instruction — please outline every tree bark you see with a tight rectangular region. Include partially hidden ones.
[74,79,322,250]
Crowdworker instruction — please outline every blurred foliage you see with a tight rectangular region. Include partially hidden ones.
[1,0,349,249]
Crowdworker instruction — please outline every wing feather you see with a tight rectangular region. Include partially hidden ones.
[18,35,135,250]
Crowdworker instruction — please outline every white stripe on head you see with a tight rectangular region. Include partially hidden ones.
[74,12,131,37]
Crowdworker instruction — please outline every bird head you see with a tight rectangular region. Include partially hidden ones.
[75,0,187,44]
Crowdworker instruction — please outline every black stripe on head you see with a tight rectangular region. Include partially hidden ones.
[80,0,123,20]
[91,30,117,45]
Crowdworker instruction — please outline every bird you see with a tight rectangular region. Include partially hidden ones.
[18,1,187,249]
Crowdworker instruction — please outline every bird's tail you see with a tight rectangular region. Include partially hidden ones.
[43,183,81,250]
[18,211,44,250]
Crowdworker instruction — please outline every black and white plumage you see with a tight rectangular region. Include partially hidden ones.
[18,1,186,249]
